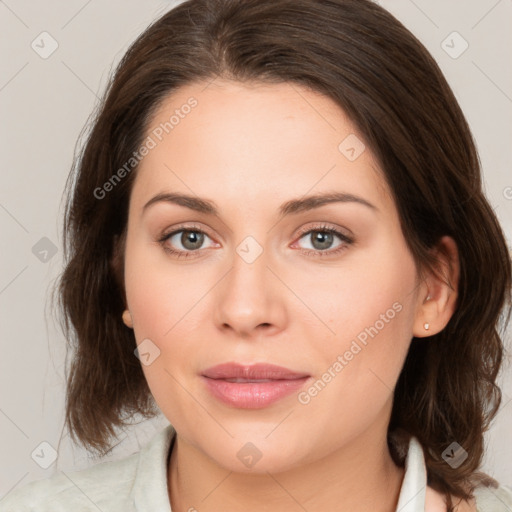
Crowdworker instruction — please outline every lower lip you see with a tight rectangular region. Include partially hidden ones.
[202,376,310,409]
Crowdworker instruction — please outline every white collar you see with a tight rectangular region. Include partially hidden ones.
[395,436,428,512]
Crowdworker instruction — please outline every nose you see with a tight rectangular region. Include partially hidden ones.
[213,242,287,339]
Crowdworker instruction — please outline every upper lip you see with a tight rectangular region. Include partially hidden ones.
[201,362,310,380]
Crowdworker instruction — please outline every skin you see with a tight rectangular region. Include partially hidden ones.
[121,79,469,511]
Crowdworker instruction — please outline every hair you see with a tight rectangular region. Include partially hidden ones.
[56,0,511,509]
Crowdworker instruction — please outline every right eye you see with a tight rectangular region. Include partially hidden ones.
[159,227,217,258]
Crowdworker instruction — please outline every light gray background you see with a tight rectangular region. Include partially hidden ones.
[1,0,511,498]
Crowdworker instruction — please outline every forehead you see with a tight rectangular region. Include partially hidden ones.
[131,79,393,216]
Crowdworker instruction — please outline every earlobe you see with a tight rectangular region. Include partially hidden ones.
[122,309,134,329]
[413,236,459,338]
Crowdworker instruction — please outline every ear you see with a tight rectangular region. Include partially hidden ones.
[122,309,134,329]
[413,235,459,338]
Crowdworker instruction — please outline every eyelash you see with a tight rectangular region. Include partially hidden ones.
[157,223,354,259]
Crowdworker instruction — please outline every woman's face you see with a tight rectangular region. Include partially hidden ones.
[123,79,427,473]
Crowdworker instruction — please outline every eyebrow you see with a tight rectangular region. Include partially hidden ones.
[142,191,378,217]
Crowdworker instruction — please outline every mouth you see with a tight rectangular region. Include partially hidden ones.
[201,362,311,409]
[222,378,279,383]
[201,362,310,380]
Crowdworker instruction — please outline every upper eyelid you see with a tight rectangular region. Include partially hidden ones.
[160,226,213,245]
[295,223,352,238]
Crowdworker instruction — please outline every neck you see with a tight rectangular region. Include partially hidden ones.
[167,421,405,512]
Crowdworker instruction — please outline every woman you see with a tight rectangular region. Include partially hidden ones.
[1,0,511,511]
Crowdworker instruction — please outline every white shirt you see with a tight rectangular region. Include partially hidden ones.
[1,424,511,511]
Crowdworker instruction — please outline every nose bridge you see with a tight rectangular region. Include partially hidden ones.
[229,234,270,303]
[213,232,283,334]
[235,234,266,268]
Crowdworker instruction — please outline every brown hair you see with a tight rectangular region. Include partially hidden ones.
[56,0,511,509]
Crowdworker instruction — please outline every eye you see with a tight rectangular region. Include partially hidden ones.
[158,225,216,258]
[294,224,354,256]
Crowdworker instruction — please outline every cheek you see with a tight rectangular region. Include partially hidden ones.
[297,236,418,401]
[123,238,206,417]
[291,272,416,456]
[124,236,207,342]
[301,239,416,355]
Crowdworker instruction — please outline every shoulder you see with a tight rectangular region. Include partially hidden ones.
[0,450,140,512]
[426,483,512,512]
[472,483,512,512]
[0,424,175,512]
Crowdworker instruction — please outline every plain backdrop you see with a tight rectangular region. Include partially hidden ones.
[1,0,511,498]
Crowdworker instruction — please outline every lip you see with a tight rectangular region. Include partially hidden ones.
[202,362,309,380]
[201,363,311,409]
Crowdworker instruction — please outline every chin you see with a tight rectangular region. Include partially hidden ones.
[201,434,308,475]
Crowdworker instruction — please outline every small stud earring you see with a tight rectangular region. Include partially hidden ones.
[425,295,432,302]
[424,322,430,330]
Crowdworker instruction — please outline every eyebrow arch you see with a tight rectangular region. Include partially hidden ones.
[142,191,378,217]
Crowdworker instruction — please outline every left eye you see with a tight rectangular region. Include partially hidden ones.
[296,229,347,252]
